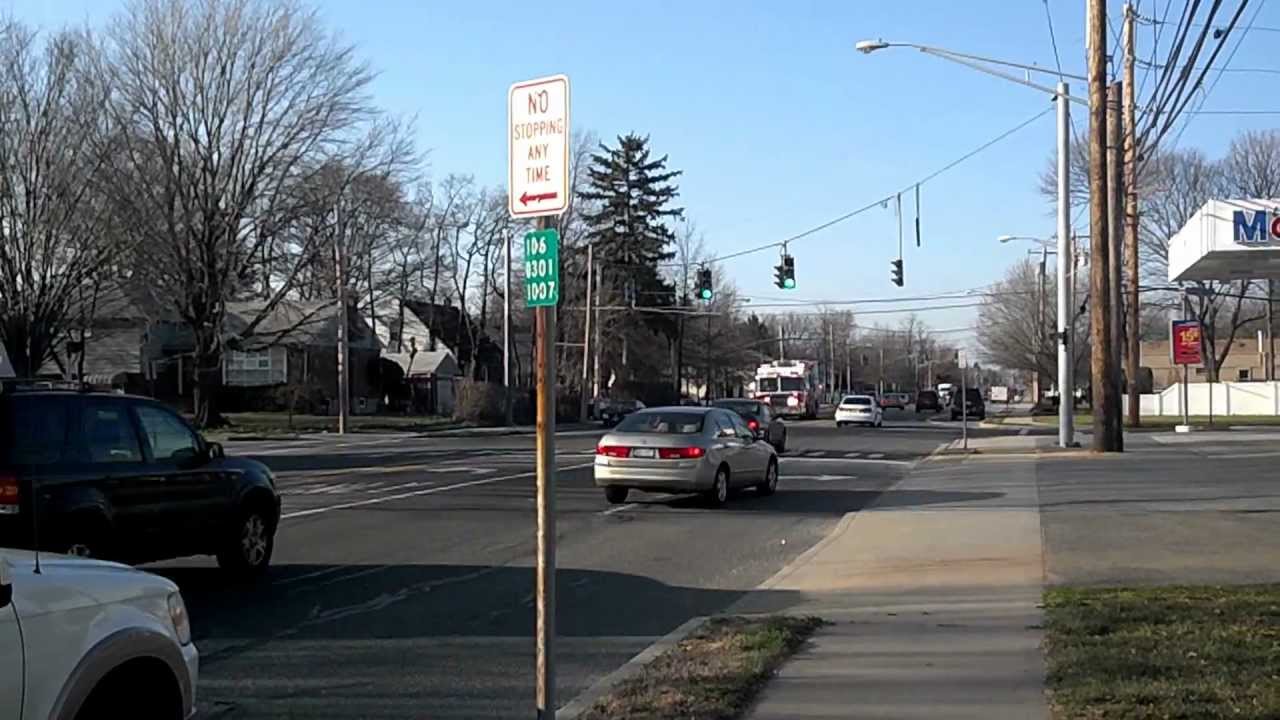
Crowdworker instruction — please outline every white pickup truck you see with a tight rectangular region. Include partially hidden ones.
[0,549,198,719]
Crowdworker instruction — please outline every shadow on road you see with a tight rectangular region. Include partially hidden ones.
[155,563,804,662]
[643,488,1004,515]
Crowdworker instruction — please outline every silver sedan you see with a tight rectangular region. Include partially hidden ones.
[594,406,779,507]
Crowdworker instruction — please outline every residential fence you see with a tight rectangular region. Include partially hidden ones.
[1124,381,1280,417]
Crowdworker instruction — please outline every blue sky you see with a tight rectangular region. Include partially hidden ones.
[14,0,1280,350]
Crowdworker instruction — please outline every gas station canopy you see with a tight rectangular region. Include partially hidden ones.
[1169,199,1280,282]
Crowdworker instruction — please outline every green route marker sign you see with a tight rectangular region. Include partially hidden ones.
[524,228,560,308]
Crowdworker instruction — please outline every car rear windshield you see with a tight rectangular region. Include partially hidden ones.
[842,396,871,406]
[918,391,937,400]
[0,396,69,466]
[713,400,761,417]
[615,412,705,434]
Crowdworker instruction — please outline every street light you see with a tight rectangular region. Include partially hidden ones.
[857,39,1081,448]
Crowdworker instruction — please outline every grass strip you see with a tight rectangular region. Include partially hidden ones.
[1044,585,1280,719]
[580,615,824,720]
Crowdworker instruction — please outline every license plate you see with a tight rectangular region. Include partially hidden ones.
[631,448,656,458]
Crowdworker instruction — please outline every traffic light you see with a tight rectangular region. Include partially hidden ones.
[774,254,796,289]
[890,258,903,287]
[697,268,713,301]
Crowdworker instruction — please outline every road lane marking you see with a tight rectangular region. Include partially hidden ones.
[780,456,911,466]
[842,452,862,458]
[600,493,683,515]
[866,452,884,459]
[280,462,594,520]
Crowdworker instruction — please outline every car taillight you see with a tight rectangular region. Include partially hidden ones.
[658,447,705,459]
[0,473,19,515]
[747,419,759,431]
[596,445,631,458]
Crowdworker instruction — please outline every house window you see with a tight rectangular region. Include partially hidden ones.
[1238,368,1251,381]
[225,349,287,387]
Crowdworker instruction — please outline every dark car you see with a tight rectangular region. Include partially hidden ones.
[950,387,986,421]
[916,390,942,413]
[599,398,646,427]
[711,399,787,453]
[0,387,281,577]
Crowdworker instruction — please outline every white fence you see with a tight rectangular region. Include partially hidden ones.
[1124,381,1280,417]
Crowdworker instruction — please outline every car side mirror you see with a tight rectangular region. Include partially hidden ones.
[207,442,225,460]
[0,558,12,609]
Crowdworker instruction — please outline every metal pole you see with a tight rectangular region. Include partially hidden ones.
[1182,291,1191,427]
[1268,279,1276,381]
[1037,247,1046,404]
[1087,0,1117,452]
[335,208,350,436]
[1107,81,1125,451]
[961,354,968,449]
[1123,4,1141,427]
[591,268,601,401]
[705,311,713,402]
[533,216,557,720]
[579,243,592,422]
[504,229,513,426]
[1057,81,1075,448]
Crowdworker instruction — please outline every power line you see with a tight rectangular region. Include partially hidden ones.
[1139,10,1280,31]
[1042,0,1066,79]
[672,105,1054,269]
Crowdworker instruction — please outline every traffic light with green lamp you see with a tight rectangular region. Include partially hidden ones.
[774,254,796,289]
[697,267,713,301]
[890,258,903,287]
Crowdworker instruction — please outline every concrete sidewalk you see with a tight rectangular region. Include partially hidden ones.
[733,457,1049,719]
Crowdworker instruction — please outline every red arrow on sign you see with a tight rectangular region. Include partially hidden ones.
[520,191,559,206]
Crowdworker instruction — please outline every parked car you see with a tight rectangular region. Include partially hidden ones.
[712,399,787,453]
[0,387,282,577]
[0,547,198,719]
[880,392,909,410]
[594,407,779,507]
[950,387,987,421]
[915,389,942,413]
[598,398,646,427]
[835,395,883,428]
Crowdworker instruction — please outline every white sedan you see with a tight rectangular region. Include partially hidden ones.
[0,549,198,719]
[835,394,883,428]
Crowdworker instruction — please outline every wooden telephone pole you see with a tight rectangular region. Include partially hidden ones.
[1088,0,1120,451]
[1123,4,1141,427]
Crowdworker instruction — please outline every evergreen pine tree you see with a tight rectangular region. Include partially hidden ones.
[580,134,684,385]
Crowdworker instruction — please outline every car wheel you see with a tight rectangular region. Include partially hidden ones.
[57,515,110,560]
[604,486,629,504]
[757,459,779,496]
[217,504,275,578]
[774,431,787,454]
[706,465,730,507]
[836,421,844,428]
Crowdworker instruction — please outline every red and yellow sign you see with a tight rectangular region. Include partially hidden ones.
[1170,320,1202,365]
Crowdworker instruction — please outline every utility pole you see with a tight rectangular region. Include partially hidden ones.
[1087,0,1119,452]
[335,206,350,436]
[1107,81,1125,451]
[778,325,785,361]
[1123,4,1141,426]
[591,269,601,401]
[1056,81,1075,448]
[504,229,513,426]
[579,243,593,422]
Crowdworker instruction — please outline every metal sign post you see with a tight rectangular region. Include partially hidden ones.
[510,73,569,720]
[959,350,968,450]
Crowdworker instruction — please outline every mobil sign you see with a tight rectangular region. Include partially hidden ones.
[1232,207,1280,247]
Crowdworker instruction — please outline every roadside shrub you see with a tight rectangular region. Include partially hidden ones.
[454,381,505,425]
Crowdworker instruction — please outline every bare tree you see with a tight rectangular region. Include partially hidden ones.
[0,23,115,378]
[93,0,379,427]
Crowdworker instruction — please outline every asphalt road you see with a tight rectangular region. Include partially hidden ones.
[1037,430,1280,586]
[148,408,961,719]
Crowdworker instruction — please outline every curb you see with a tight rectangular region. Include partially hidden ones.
[557,615,708,719]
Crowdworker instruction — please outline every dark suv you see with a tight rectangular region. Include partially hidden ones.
[950,387,986,421]
[0,388,281,577]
